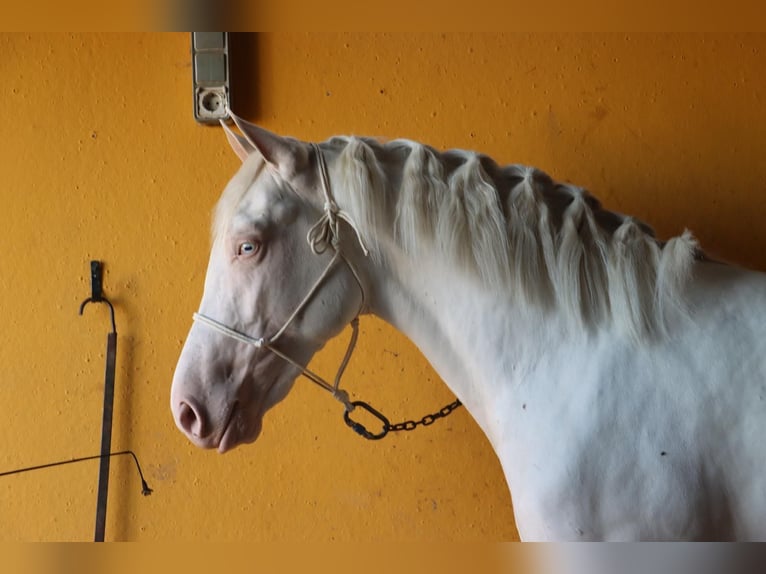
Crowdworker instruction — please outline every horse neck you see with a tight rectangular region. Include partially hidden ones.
[329,136,694,438]
[362,236,567,440]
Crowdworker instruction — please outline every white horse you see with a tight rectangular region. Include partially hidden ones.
[171,111,766,541]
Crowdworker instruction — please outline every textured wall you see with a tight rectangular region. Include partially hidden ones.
[0,33,764,541]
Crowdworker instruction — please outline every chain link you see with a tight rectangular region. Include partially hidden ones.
[386,399,463,433]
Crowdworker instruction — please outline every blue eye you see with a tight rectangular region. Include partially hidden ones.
[237,241,260,257]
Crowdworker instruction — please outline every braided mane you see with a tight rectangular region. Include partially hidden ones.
[325,136,697,340]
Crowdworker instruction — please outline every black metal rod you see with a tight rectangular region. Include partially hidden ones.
[94,331,117,542]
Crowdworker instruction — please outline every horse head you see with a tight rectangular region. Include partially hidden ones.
[171,115,367,452]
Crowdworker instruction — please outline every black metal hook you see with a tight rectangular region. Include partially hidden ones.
[79,261,116,334]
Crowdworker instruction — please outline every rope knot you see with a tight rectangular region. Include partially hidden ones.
[324,200,339,215]
[333,389,354,412]
[307,215,333,255]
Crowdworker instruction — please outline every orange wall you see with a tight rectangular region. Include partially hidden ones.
[1,33,765,541]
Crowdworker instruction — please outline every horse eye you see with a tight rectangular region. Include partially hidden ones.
[237,241,260,257]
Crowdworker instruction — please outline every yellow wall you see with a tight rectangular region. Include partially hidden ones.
[1,33,765,541]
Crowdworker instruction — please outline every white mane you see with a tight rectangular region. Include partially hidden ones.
[326,136,698,340]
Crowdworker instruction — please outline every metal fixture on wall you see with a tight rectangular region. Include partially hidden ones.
[0,260,152,541]
[78,260,118,542]
[192,32,230,123]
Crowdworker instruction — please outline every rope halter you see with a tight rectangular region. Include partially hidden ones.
[193,144,369,412]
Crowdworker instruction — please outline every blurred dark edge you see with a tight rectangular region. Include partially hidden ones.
[229,33,260,121]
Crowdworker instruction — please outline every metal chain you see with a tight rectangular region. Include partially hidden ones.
[387,399,463,433]
[343,399,463,440]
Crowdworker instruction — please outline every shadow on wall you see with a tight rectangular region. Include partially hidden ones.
[229,33,261,122]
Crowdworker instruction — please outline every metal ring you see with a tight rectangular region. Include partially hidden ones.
[343,400,390,440]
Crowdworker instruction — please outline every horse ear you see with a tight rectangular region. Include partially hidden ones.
[226,110,306,175]
[220,119,255,162]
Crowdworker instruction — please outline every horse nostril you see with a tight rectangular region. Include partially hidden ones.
[178,401,207,439]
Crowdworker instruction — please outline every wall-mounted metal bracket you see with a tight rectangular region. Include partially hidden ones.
[78,260,118,541]
[192,32,230,123]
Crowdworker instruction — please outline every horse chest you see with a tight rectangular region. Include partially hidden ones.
[502,407,718,540]
[491,351,725,540]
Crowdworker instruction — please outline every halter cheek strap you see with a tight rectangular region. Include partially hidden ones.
[193,144,368,412]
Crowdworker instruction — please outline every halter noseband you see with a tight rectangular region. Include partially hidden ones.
[193,143,368,412]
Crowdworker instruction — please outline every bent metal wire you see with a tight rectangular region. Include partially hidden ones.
[0,450,152,495]
[193,138,461,440]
